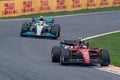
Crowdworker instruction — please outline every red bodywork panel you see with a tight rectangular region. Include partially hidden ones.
[68,46,99,64]
[79,48,90,64]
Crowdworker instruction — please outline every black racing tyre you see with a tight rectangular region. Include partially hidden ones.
[58,25,60,37]
[99,49,110,66]
[20,23,29,37]
[51,18,55,23]
[51,24,60,38]
[51,46,61,62]
[60,49,70,65]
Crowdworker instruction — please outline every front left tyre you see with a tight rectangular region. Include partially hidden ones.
[20,23,29,37]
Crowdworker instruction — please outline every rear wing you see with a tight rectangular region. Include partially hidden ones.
[32,17,54,23]
[60,40,77,47]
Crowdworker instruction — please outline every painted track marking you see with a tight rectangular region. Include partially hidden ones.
[0,11,120,75]
[84,30,120,75]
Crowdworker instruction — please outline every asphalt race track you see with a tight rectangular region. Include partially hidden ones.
[0,11,120,80]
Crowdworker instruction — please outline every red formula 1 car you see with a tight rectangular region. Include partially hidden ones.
[51,39,110,66]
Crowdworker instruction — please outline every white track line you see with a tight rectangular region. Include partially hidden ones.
[83,30,120,40]
[0,10,119,21]
[96,68,120,75]
[0,11,120,75]
[84,30,120,75]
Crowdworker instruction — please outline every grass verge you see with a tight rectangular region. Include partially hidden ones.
[88,32,120,67]
[0,6,120,19]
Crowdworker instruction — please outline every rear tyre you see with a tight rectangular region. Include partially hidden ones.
[99,49,110,66]
[51,46,61,62]
[60,49,70,65]
[20,23,29,37]
[51,18,55,23]
[51,24,60,39]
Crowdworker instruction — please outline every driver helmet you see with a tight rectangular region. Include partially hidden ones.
[83,45,87,49]
[77,37,83,42]
[39,21,44,26]
[40,16,44,21]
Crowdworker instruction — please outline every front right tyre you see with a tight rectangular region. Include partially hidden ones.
[20,23,29,37]
[60,49,70,65]
[50,24,60,39]
[99,49,110,66]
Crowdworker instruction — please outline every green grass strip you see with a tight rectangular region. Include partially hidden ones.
[0,6,120,19]
[88,32,120,67]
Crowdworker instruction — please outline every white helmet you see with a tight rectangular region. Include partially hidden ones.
[83,45,87,49]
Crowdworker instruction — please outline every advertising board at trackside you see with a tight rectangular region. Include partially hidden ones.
[0,0,120,17]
